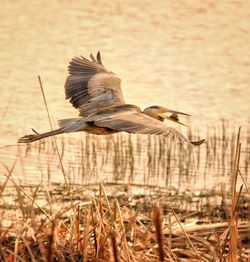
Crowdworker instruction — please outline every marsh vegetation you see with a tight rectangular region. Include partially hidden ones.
[0,125,249,261]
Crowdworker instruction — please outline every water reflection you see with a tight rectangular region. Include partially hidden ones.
[1,124,249,192]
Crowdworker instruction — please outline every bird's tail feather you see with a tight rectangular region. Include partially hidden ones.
[57,118,82,128]
[18,128,64,143]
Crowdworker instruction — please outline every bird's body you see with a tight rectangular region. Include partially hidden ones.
[18,52,205,146]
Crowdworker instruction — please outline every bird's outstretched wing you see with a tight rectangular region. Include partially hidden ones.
[87,105,192,145]
[65,52,125,117]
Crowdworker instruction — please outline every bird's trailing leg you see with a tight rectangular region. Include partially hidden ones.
[18,118,86,143]
[18,128,65,143]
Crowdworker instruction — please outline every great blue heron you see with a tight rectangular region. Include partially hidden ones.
[18,52,205,146]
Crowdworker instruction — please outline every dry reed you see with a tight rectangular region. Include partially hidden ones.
[0,78,249,261]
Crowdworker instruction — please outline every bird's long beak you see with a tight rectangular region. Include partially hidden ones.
[162,115,188,126]
[166,109,191,116]
[161,109,191,126]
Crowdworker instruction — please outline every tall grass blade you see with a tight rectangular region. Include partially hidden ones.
[38,75,69,187]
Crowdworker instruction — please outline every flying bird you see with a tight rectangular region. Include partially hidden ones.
[18,52,205,146]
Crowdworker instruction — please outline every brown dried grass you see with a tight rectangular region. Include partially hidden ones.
[0,182,248,261]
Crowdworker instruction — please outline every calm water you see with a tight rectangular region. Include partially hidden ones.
[0,1,249,188]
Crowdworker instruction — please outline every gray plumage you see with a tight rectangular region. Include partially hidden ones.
[65,53,125,117]
[18,52,205,146]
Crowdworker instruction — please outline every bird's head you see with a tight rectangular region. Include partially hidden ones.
[143,105,190,126]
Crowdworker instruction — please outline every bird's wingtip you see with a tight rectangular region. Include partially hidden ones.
[190,139,206,146]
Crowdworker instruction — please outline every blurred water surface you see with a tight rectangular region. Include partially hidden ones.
[0,1,249,188]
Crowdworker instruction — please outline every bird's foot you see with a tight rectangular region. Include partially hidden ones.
[18,134,41,143]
